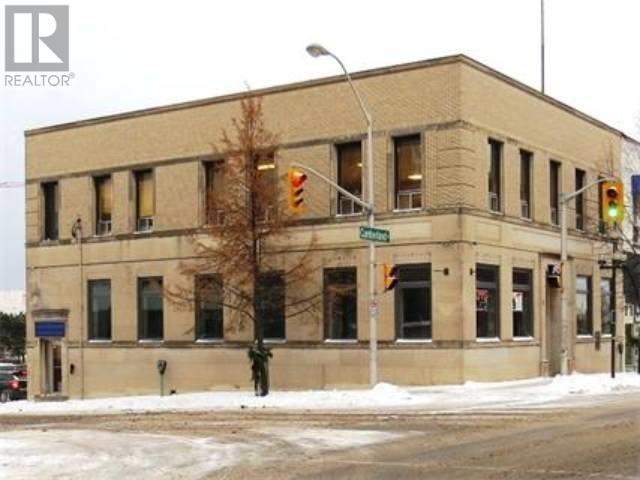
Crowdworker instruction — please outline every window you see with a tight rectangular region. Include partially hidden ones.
[476,264,499,339]
[42,181,59,240]
[632,175,640,242]
[576,275,592,336]
[488,139,502,212]
[88,280,111,340]
[575,169,585,230]
[549,160,561,225]
[324,268,357,340]
[257,271,285,340]
[135,170,154,232]
[255,153,276,223]
[138,277,163,340]
[196,275,223,340]
[204,161,224,225]
[601,277,614,336]
[512,269,533,338]
[394,135,422,210]
[94,175,112,236]
[520,150,532,219]
[395,264,431,339]
[337,142,362,215]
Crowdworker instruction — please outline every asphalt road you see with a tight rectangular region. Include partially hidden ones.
[2,393,639,479]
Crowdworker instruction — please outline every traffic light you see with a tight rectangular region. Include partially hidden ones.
[383,264,398,292]
[601,180,624,224]
[287,168,307,213]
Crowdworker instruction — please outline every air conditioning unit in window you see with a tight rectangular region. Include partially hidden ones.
[96,220,111,236]
[488,192,499,212]
[632,323,640,339]
[137,216,154,232]
[520,200,529,219]
[550,207,558,225]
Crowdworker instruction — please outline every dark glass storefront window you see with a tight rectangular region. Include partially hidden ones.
[88,280,111,340]
[396,264,431,339]
[576,275,592,335]
[257,271,285,340]
[196,275,224,340]
[476,264,499,338]
[601,277,613,336]
[512,269,533,338]
[138,277,163,340]
[324,268,357,340]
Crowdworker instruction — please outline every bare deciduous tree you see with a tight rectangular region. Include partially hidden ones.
[167,95,321,396]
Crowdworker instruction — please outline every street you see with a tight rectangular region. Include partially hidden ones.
[1,392,638,479]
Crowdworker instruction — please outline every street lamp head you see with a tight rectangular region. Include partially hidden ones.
[306,43,330,58]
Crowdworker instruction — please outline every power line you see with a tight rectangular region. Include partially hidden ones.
[0,181,25,189]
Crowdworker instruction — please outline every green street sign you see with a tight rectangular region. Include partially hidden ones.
[359,226,390,243]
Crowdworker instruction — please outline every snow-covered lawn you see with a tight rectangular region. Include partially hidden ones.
[0,428,405,480]
[0,372,639,416]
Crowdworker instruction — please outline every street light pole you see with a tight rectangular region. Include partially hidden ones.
[306,44,379,386]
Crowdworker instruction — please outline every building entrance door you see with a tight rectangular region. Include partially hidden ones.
[42,340,62,394]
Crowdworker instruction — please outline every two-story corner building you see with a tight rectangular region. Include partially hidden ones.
[25,54,628,399]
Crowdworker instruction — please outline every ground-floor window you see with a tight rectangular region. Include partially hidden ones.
[257,271,285,340]
[88,279,111,340]
[576,275,592,335]
[476,264,499,338]
[196,274,224,340]
[395,264,431,339]
[323,267,357,340]
[138,277,164,340]
[600,277,613,335]
[512,269,533,337]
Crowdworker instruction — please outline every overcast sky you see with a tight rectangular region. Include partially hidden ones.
[1,0,639,290]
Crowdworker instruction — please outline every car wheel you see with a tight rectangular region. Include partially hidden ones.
[0,390,11,403]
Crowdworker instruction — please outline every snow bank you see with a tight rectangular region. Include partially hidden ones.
[0,373,638,416]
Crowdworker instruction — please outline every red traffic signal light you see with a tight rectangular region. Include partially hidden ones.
[287,168,307,213]
[383,264,398,292]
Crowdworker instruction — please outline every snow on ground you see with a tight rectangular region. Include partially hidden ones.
[0,373,639,416]
[0,428,404,480]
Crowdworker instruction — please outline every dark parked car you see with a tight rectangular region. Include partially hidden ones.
[0,370,27,402]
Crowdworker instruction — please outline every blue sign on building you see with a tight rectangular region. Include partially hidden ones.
[632,175,640,197]
[35,321,66,338]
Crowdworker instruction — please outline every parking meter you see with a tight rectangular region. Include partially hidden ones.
[157,360,167,396]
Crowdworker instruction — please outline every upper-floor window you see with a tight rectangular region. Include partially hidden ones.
[94,175,112,236]
[520,150,532,219]
[476,264,499,339]
[88,279,111,340]
[324,268,357,340]
[512,269,533,338]
[600,277,614,336]
[575,169,586,230]
[42,181,59,240]
[394,135,422,210]
[549,160,561,225]
[204,160,224,225]
[257,271,285,340]
[135,170,154,232]
[576,275,592,336]
[196,274,224,340]
[488,139,502,212]
[255,153,276,223]
[395,264,431,340]
[336,142,362,215]
[138,277,163,340]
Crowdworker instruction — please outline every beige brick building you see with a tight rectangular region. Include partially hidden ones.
[25,55,627,399]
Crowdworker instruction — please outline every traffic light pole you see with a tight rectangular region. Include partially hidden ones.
[559,177,616,375]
